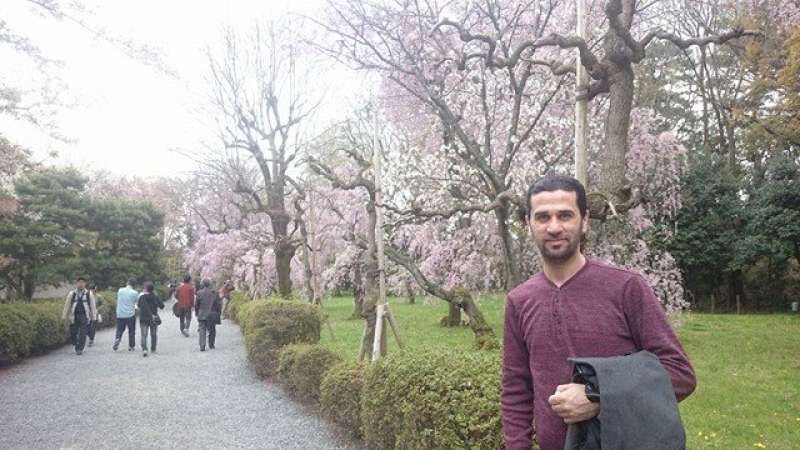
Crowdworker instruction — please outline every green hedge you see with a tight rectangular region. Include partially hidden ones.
[320,361,366,437]
[243,300,322,377]
[361,350,504,450]
[225,291,250,323]
[0,294,117,364]
[277,344,342,403]
[0,304,38,362]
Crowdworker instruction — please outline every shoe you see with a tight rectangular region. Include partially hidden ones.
[113,339,120,351]
[209,344,215,350]
[182,330,189,337]
[128,347,135,352]
[200,347,206,352]
[151,350,157,355]
[143,350,148,357]
[88,340,94,347]
[76,349,83,355]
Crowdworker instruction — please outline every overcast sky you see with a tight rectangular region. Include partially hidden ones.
[0,0,367,178]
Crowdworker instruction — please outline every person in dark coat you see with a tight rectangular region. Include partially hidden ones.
[195,279,222,351]
[137,281,164,357]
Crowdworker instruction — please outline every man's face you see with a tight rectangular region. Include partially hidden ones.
[76,280,86,290]
[528,190,588,264]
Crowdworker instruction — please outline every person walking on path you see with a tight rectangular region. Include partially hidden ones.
[174,275,195,337]
[85,283,102,347]
[114,278,139,351]
[61,277,97,355]
[137,282,164,357]
[501,175,696,450]
[196,279,222,351]
[218,280,234,318]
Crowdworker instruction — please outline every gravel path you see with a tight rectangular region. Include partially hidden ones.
[0,300,357,450]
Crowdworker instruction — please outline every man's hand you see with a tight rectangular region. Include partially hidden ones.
[548,383,600,424]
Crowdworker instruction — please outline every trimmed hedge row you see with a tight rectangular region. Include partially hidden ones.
[235,300,507,449]
[241,299,322,377]
[320,360,366,437]
[359,350,504,450]
[277,344,342,403]
[224,291,250,322]
[0,294,117,363]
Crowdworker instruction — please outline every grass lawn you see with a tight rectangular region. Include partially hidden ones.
[319,295,800,449]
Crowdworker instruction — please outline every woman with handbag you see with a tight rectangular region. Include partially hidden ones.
[137,281,164,357]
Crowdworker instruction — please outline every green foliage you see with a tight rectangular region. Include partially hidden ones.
[361,349,504,450]
[0,166,167,298]
[0,167,88,299]
[242,300,322,377]
[0,294,117,364]
[78,199,165,289]
[94,291,118,325]
[224,292,250,323]
[28,302,69,350]
[671,151,800,310]
[669,154,743,294]
[0,303,36,361]
[277,344,342,403]
[320,361,366,437]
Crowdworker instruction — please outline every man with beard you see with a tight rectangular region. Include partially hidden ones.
[501,175,696,450]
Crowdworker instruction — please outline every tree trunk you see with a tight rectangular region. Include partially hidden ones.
[382,243,496,348]
[274,240,295,299]
[22,271,35,301]
[494,205,521,289]
[359,202,380,360]
[600,0,635,205]
[404,279,415,304]
[351,260,365,319]
[601,65,634,202]
[456,290,496,349]
[444,301,461,327]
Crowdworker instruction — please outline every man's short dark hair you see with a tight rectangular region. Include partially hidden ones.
[76,276,86,282]
[127,277,137,286]
[144,281,154,293]
[526,175,588,219]
[183,274,191,283]
[202,278,211,288]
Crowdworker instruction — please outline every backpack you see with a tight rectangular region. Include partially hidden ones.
[71,290,91,307]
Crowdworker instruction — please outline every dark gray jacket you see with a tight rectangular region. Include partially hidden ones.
[195,287,221,322]
[565,350,686,450]
[137,293,164,323]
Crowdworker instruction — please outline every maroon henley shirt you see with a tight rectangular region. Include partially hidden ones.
[501,259,696,450]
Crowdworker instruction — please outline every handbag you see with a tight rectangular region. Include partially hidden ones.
[152,312,162,326]
[172,302,181,317]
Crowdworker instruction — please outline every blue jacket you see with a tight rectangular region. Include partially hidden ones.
[116,286,138,319]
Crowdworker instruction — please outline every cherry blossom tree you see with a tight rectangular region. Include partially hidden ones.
[201,21,318,298]
[318,0,576,289]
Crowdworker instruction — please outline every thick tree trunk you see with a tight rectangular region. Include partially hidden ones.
[456,290,496,349]
[274,241,295,299]
[404,279,415,304]
[599,0,635,206]
[601,65,634,202]
[444,301,461,327]
[494,206,521,289]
